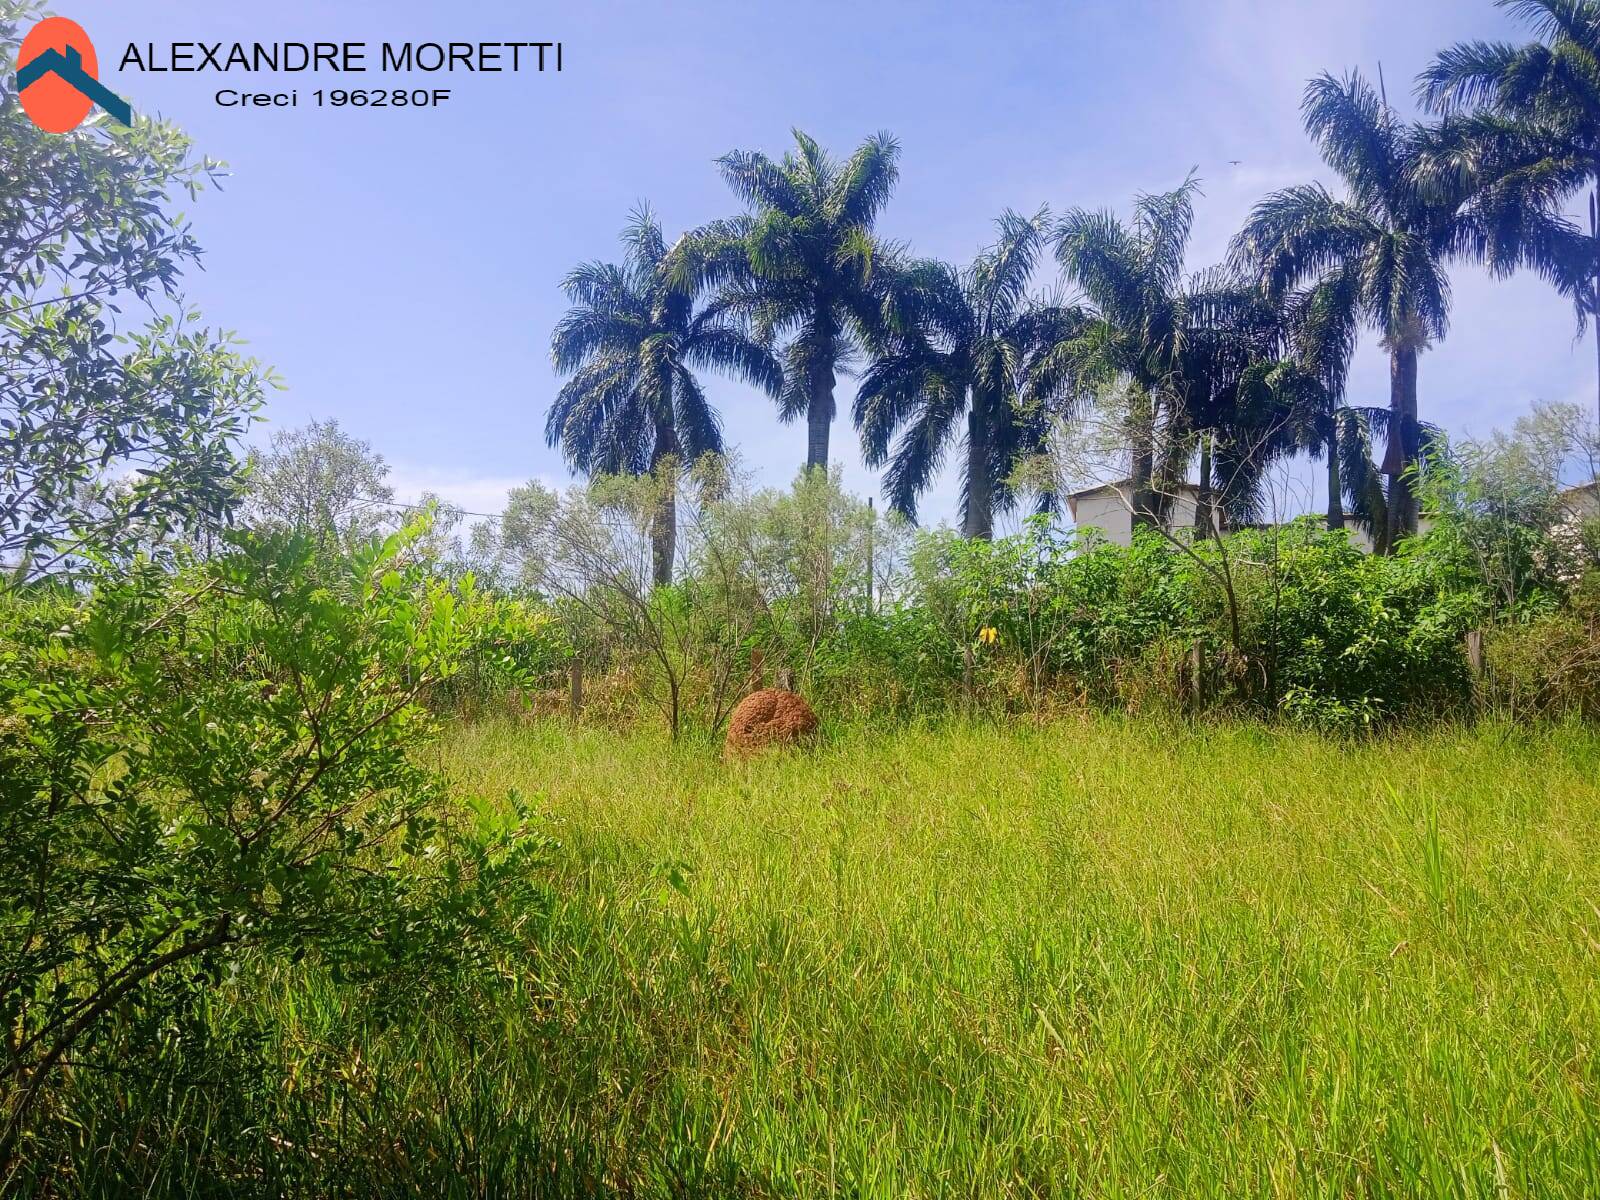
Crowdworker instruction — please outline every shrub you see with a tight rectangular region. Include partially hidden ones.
[1479,580,1600,720]
[1225,522,1476,728]
[812,604,960,720]
[0,523,549,1160]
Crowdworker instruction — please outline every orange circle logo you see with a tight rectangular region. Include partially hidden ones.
[18,17,102,132]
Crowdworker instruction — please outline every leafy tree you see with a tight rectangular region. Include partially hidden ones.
[0,522,548,1161]
[1417,0,1600,424]
[1415,400,1599,610]
[502,472,705,737]
[1231,72,1472,551]
[703,129,901,472]
[547,207,782,586]
[244,417,395,548]
[0,2,272,587]
[689,463,888,682]
[856,210,1086,538]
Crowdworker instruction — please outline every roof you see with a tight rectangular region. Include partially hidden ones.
[1559,479,1600,517]
[1065,479,1203,501]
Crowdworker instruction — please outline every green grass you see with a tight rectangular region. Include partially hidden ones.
[28,718,1600,1197]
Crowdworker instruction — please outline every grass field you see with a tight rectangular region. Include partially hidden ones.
[35,718,1600,1197]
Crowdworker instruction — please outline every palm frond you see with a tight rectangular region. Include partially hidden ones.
[683,323,785,397]
[621,204,667,275]
[883,386,963,521]
[558,260,637,311]
[665,216,755,294]
[1229,184,1382,298]
[970,208,1047,333]
[1287,269,1362,401]
[855,352,943,465]
[1133,176,1201,296]
[546,353,644,470]
[881,257,970,345]
[1500,0,1600,56]
[1336,407,1388,537]
[831,131,901,227]
[1418,40,1531,112]
[717,148,804,217]
[551,303,645,374]
[1303,71,1400,215]
[1055,207,1147,328]
[671,366,723,460]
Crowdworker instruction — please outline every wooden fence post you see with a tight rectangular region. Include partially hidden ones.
[569,656,583,726]
[866,496,875,616]
[1465,629,1485,678]
[962,645,974,717]
[1188,641,1207,711]
[749,647,765,694]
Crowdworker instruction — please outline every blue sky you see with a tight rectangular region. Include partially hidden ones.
[75,0,1594,529]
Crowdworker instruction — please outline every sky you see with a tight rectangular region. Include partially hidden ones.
[69,0,1598,532]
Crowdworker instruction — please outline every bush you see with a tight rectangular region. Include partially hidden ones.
[0,523,549,1161]
[449,468,1591,733]
[428,593,566,717]
[908,519,1214,709]
[1226,522,1477,728]
[1479,581,1600,720]
[812,604,960,720]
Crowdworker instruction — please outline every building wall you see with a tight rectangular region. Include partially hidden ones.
[1336,523,1376,554]
[1168,491,1201,534]
[1069,488,1390,553]
[1561,485,1600,521]
[1070,489,1207,546]
[1071,493,1133,544]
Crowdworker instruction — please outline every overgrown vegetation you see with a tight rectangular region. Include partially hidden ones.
[453,421,1600,736]
[11,721,1600,1196]
[8,0,1600,1192]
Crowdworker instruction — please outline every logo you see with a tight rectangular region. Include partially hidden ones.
[16,17,131,132]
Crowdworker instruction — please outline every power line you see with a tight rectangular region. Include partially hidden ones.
[345,492,504,520]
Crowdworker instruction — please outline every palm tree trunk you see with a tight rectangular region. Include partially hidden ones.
[1130,387,1156,529]
[806,330,838,473]
[649,416,679,588]
[1590,189,1599,431]
[1382,343,1419,552]
[1325,423,1344,530]
[963,395,993,540]
[1194,431,1213,537]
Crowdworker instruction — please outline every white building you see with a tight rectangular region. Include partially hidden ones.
[1559,481,1600,521]
[1065,478,1381,551]
[1064,480,1212,546]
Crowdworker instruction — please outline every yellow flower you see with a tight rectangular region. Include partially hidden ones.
[978,626,998,646]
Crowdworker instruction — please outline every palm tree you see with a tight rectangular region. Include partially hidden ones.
[1276,273,1361,533]
[854,210,1086,538]
[1175,276,1302,531]
[1231,71,1466,550]
[1053,176,1261,527]
[706,129,901,473]
[1418,0,1599,423]
[547,206,783,586]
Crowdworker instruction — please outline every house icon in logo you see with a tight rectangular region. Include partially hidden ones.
[16,17,131,132]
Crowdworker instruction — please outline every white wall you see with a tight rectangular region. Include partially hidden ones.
[1561,486,1600,521]
[1072,493,1133,545]
[1070,489,1209,546]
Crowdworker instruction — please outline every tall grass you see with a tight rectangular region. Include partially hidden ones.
[22,718,1600,1197]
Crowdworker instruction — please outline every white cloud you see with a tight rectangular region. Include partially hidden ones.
[384,466,546,520]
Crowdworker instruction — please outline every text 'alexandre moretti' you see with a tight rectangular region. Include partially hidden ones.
[118,42,562,74]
